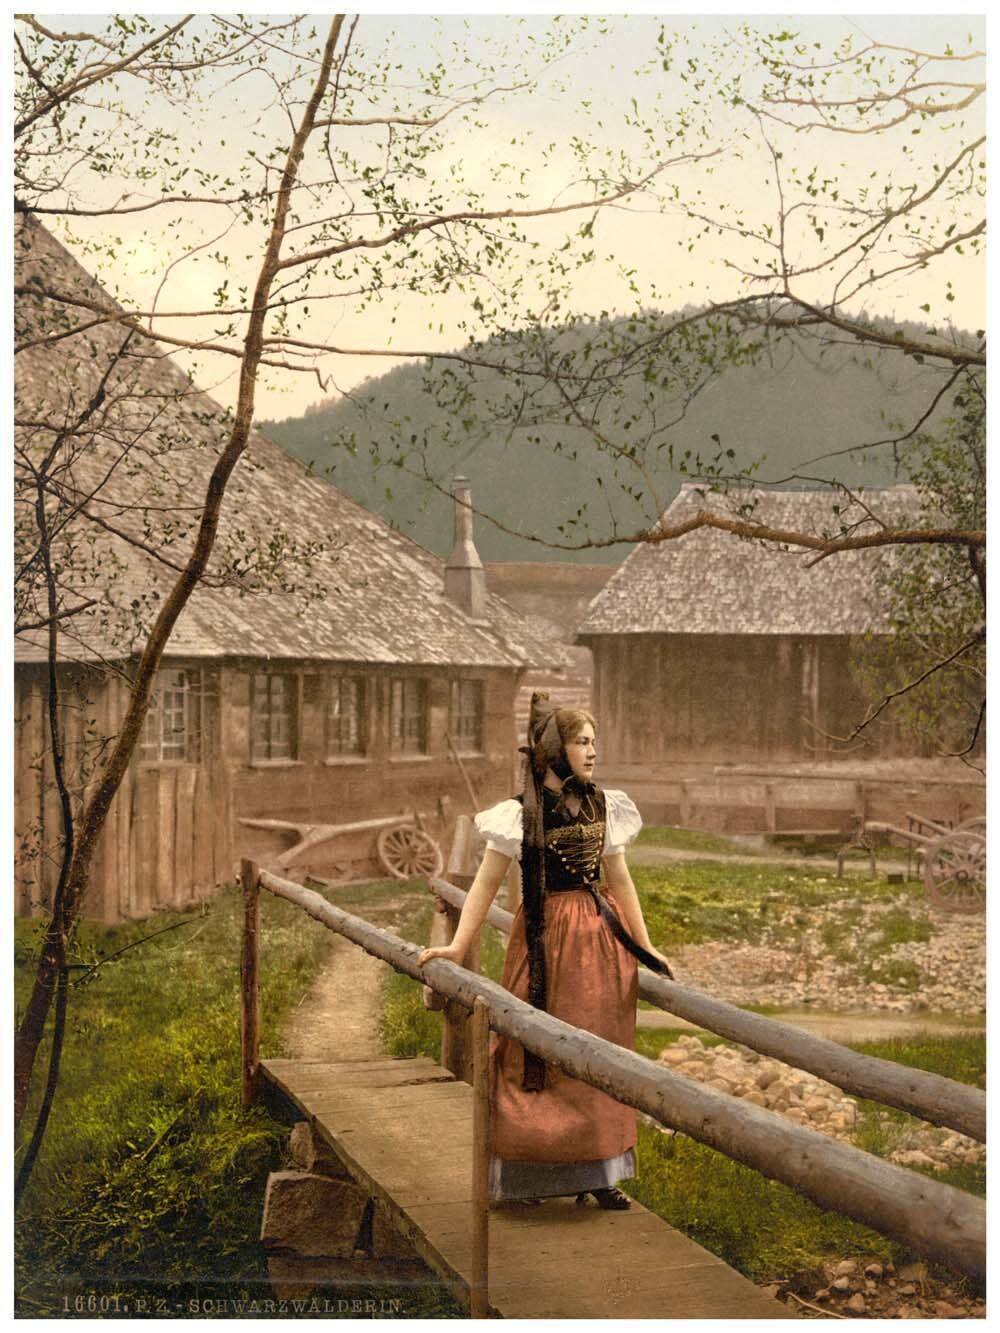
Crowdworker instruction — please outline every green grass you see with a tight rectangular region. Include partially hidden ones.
[811,901,938,990]
[13,882,419,1317]
[876,908,933,948]
[850,1033,986,1138]
[634,825,763,855]
[630,859,921,950]
[850,1032,985,1090]
[629,1124,895,1282]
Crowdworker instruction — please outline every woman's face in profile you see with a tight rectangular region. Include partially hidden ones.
[564,723,597,783]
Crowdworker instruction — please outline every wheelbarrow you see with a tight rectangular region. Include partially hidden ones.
[237,812,444,881]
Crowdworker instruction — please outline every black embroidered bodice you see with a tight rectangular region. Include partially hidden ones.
[542,786,606,888]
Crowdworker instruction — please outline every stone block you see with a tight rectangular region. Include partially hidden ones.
[261,1170,368,1258]
[288,1121,348,1177]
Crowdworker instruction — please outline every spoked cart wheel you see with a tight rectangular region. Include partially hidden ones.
[923,828,986,914]
[377,824,444,881]
[955,816,987,836]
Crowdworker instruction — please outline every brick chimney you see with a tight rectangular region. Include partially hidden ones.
[444,476,487,619]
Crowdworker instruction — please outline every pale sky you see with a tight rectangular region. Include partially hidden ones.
[24,11,986,418]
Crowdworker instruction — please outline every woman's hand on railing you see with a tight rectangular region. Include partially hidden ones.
[419,941,466,968]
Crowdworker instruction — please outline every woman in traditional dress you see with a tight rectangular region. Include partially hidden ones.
[419,697,672,1209]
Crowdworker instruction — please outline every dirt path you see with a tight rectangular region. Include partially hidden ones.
[636,1008,983,1042]
[280,930,392,1062]
[630,845,884,872]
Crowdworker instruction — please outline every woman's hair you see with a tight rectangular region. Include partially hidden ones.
[554,707,596,745]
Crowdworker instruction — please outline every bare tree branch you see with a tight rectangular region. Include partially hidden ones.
[823,628,984,745]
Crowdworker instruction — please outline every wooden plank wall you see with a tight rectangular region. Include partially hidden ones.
[126,676,229,920]
[590,633,913,765]
[14,666,229,924]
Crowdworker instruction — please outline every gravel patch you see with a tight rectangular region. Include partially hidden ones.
[671,892,985,1014]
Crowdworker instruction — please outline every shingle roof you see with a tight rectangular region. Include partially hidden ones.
[576,483,921,637]
[15,219,565,670]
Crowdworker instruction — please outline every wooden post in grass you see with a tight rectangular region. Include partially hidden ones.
[240,858,261,1109]
[470,996,491,1318]
[440,817,481,1082]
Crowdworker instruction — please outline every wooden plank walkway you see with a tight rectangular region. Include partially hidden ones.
[260,1056,799,1320]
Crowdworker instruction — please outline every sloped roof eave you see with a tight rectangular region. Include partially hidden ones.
[14,217,565,674]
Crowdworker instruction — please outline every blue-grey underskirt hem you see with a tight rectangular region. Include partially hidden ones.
[489,1148,636,1201]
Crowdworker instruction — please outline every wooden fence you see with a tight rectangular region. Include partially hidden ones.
[240,859,985,1288]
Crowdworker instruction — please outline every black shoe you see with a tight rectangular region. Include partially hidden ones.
[575,1187,631,1210]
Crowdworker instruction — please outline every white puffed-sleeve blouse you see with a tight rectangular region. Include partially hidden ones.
[474,789,642,862]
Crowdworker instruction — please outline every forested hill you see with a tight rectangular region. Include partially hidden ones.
[257,315,969,564]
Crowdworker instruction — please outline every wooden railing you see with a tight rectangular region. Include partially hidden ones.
[239,858,985,1288]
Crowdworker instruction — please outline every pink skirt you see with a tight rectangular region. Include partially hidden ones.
[490,888,638,1174]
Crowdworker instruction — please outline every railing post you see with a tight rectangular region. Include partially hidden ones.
[470,996,491,1319]
[440,816,482,1082]
[438,901,478,1081]
[421,899,451,1012]
[240,858,261,1109]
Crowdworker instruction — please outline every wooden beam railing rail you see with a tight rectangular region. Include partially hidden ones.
[240,860,985,1284]
[428,876,986,1144]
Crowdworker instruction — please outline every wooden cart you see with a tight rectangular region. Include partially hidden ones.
[237,812,443,882]
[861,812,985,914]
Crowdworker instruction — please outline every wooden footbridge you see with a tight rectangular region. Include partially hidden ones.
[259,1054,792,1319]
[239,846,986,1319]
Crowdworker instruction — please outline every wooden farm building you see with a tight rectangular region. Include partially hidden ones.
[14,219,563,923]
[576,483,984,832]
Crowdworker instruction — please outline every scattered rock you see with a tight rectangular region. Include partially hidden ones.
[831,1277,852,1292]
[660,1046,688,1066]
[845,1293,867,1313]
[893,1149,943,1171]
[655,1037,983,1170]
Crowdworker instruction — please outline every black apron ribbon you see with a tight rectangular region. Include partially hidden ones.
[575,882,674,979]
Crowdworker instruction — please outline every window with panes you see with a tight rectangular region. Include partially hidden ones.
[328,675,366,756]
[389,676,428,754]
[449,678,483,754]
[251,672,297,761]
[139,668,202,763]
